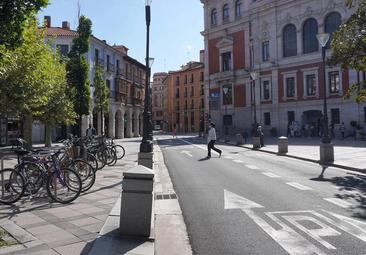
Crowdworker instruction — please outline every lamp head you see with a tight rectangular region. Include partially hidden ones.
[146,57,155,68]
[316,33,330,48]
[250,71,257,80]
[223,87,229,94]
[145,0,152,6]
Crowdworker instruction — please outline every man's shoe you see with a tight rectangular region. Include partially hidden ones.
[219,152,222,158]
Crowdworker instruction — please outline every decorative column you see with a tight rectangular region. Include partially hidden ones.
[134,111,140,137]
[126,110,133,138]
[108,110,115,138]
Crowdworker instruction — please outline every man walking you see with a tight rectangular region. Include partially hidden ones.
[86,124,96,137]
[207,123,222,159]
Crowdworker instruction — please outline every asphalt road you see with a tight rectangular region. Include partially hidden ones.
[157,134,366,255]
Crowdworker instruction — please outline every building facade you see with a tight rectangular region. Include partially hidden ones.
[201,0,364,137]
[36,16,145,142]
[166,62,205,133]
[152,72,168,130]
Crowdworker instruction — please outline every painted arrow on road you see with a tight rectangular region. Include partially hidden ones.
[224,190,326,255]
[180,150,193,157]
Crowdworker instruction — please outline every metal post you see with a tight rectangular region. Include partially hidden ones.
[321,46,331,144]
[140,4,153,153]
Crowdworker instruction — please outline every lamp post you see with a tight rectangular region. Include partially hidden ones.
[223,86,229,142]
[316,32,334,163]
[140,0,153,153]
[250,71,258,135]
[147,58,154,141]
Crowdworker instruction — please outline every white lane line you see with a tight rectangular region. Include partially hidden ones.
[324,198,353,208]
[178,138,208,151]
[245,165,260,170]
[262,172,280,178]
[286,182,313,191]
[224,156,234,159]
[233,159,244,163]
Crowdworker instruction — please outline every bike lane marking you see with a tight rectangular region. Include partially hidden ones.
[262,172,281,178]
[286,182,313,191]
[323,198,353,209]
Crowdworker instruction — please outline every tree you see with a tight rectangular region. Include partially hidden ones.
[93,67,109,136]
[66,15,92,137]
[328,0,366,102]
[0,18,75,147]
[0,0,49,49]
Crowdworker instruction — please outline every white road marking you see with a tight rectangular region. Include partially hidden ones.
[233,159,244,163]
[180,151,193,157]
[286,182,313,191]
[178,138,208,151]
[262,172,280,178]
[245,165,259,170]
[224,156,234,159]
[224,190,326,255]
[323,198,353,208]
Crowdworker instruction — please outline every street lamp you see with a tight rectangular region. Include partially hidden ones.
[140,0,153,153]
[316,33,330,144]
[147,58,154,141]
[250,71,258,135]
[316,32,334,164]
[223,86,229,142]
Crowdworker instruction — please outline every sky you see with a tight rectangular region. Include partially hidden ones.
[37,0,204,75]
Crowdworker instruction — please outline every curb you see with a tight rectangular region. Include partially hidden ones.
[217,140,366,175]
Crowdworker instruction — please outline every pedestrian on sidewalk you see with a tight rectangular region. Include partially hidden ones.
[258,125,264,147]
[172,124,177,139]
[330,122,335,138]
[207,123,221,159]
[86,124,96,137]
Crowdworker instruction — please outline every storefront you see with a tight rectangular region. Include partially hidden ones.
[0,114,21,146]
[0,114,7,146]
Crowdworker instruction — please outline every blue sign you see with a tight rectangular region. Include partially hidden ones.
[211,92,220,98]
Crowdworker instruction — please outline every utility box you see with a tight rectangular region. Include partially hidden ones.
[119,165,154,237]
[278,136,288,154]
[236,134,243,145]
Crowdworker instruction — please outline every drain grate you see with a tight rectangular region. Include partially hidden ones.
[155,193,177,200]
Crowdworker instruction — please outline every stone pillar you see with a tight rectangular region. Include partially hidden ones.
[278,136,288,154]
[81,115,89,137]
[97,112,104,136]
[120,165,154,237]
[140,115,143,136]
[126,110,133,138]
[117,114,124,139]
[134,112,140,137]
[320,143,334,164]
[108,110,115,138]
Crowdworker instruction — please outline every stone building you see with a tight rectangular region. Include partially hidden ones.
[37,16,145,142]
[152,72,168,130]
[201,0,364,137]
[165,61,205,133]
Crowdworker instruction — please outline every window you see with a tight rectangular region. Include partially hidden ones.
[288,111,295,125]
[191,86,194,97]
[95,49,99,65]
[191,112,195,131]
[235,0,242,17]
[329,71,340,93]
[306,74,317,96]
[184,75,187,84]
[223,4,229,22]
[222,84,233,105]
[56,44,69,56]
[176,76,180,86]
[200,72,204,82]
[176,113,180,123]
[176,88,179,98]
[211,9,217,26]
[107,55,110,71]
[283,24,297,57]
[184,87,188,97]
[262,80,270,100]
[201,85,204,95]
[331,109,340,124]
[190,74,194,83]
[264,112,271,126]
[325,12,342,48]
[303,18,319,54]
[185,100,188,109]
[286,77,295,98]
[201,98,204,109]
[222,52,232,71]
[262,41,270,62]
[191,100,194,109]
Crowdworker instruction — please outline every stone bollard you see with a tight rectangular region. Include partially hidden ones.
[236,134,243,145]
[119,165,154,237]
[278,136,288,154]
[252,137,261,149]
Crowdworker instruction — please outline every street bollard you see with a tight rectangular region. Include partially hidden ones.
[278,136,288,154]
[119,165,154,237]
[252,137,261,149]
[236,134,243,145]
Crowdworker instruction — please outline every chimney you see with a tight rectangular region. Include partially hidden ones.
[200,50,205,63]
[62,21,70,30]
[44,16,51,28]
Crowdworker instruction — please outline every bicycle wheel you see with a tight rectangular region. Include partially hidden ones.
[68,159,96,192]
[105,147,117,166]
[96,149,107,170]
[15,162,43,195]
[0,168,25,205]
[46,168,81,204]
[86,153,98,172]
[114,145,125,160]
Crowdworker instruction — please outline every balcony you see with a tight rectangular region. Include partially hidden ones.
[95,58,104,68]
[115,93,127,104]
[106,63,115,73]
[117,68,124,77]
[125,72,132,81]
[133,98,143,106]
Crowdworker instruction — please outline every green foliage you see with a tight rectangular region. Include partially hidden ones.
[93,67,109,114]
[0,0,49,49]
[66,15,92,123]
[328,0,366,102]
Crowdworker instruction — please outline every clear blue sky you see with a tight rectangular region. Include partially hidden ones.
[37,0,204,75]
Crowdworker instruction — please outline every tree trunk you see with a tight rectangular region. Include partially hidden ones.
[23,113,33,150]
[79,115,82,137]
[101,110,103,136]
[45,124,52,147]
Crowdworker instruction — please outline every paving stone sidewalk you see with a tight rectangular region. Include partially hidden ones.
[0,138,141,255]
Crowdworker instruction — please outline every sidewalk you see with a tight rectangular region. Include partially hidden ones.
[0,137,192,255]
[219,135,366,172]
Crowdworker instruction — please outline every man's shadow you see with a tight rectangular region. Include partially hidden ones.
[198,157,210,161]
